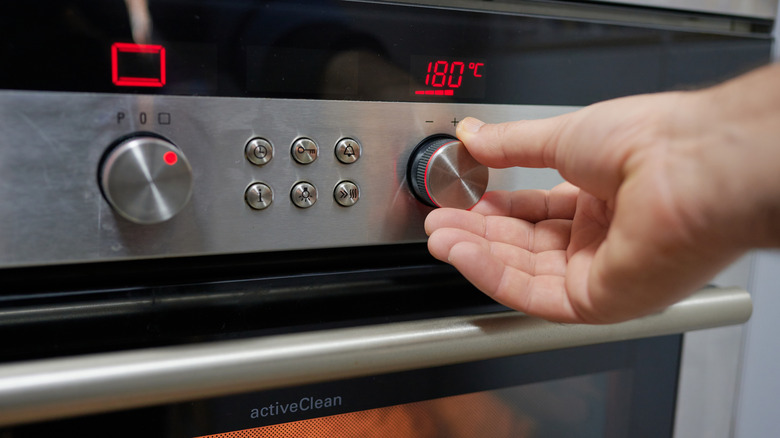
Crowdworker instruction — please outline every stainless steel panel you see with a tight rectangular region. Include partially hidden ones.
[597,0,777,19]
[360,0,773,34]
[0,91,570,268]
[0,286,752,427]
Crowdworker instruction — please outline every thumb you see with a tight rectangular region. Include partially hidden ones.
[455,116,572,170]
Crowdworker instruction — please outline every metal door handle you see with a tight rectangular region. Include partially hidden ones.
[0,286,751,427]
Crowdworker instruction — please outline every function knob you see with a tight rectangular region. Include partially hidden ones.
[408,135,489,209]
[99,135,193,224]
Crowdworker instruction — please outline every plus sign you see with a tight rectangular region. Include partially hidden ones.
[451,117,459,127]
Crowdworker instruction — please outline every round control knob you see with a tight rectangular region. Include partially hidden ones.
[100,135,193,224]
[408,136,489,209]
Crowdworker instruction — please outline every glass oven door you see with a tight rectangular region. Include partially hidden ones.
[2,335,681,438]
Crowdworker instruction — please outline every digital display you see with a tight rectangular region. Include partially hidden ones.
[111,42,166,88]
[411,56,486,99]
[0,1,770,105]
[108,41,219,95]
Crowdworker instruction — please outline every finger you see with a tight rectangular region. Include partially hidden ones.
[472,183,579,221]
[447,241,582,322]
[427,226,484,262]
[427,228,568,276]
[425,208,533,247]
[425,209,572,251]
[456,116,572,169]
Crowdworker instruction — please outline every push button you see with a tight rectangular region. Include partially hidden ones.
[291,138,318,164]
[245,183,273,210]
[334,181,359,207]
[335,138,361,164]
[291,182,317,208]
[245,138,273,166]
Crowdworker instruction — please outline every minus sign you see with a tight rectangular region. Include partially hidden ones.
[425,121,434,123]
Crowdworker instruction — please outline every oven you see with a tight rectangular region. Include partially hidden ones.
[0,0,772,436]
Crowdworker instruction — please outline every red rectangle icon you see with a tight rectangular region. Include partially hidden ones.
[111,42,166,87]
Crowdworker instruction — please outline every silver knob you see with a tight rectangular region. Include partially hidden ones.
[408,136,489,209]
[100,136,193,224]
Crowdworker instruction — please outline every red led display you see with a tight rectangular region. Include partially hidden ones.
[111,42,166,87]
[412,58,485,98]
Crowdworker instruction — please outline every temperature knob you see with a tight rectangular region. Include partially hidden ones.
[99,135,193,224]
[408,135,489,209]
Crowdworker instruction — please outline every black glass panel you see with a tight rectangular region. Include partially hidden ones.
[0,1,771,104]
[0,335,682,438]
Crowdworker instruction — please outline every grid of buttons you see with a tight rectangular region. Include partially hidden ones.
[244,137,361,210]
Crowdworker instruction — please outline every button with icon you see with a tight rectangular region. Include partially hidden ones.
[245,138,273,166]
[335,138,361,164]
[245,182,273,210]
[334,181,360,207]
[291,182,317,208]
[292,138,318,164]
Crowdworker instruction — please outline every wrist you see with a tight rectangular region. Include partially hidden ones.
[685,65,780,249]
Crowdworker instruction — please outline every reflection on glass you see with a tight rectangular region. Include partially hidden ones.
[197,370,631,438]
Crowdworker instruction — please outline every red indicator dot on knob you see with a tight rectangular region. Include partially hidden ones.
[163,151,178,165]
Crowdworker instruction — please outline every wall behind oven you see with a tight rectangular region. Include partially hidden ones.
[732,8,780,435]
[734,251,780,437]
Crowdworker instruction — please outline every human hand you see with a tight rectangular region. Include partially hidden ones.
[425,65,780,323]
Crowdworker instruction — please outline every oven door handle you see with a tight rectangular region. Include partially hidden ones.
[0,286,751,427]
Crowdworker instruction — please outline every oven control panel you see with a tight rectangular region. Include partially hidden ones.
[242,136,363,211]
[0,91,571,268]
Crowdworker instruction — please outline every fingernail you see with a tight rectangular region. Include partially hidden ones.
[458,117,485,133]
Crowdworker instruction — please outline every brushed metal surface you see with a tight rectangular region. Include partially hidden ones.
[0,90,573,268]
[411,138,489,209]
[363,0,775,31]
[597,0,776,19]
[0,286,751,427]
[335,138,361,164]
[290,181,318,208]
[244,138,273,166]
[291,138,319,165]
[334,180,360,207]
[100,136,193,224]
[244,182,273,210]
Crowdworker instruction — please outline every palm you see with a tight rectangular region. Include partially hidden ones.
[425,184,613,323]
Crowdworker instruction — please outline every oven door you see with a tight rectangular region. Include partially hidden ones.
[0,245,751,436]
